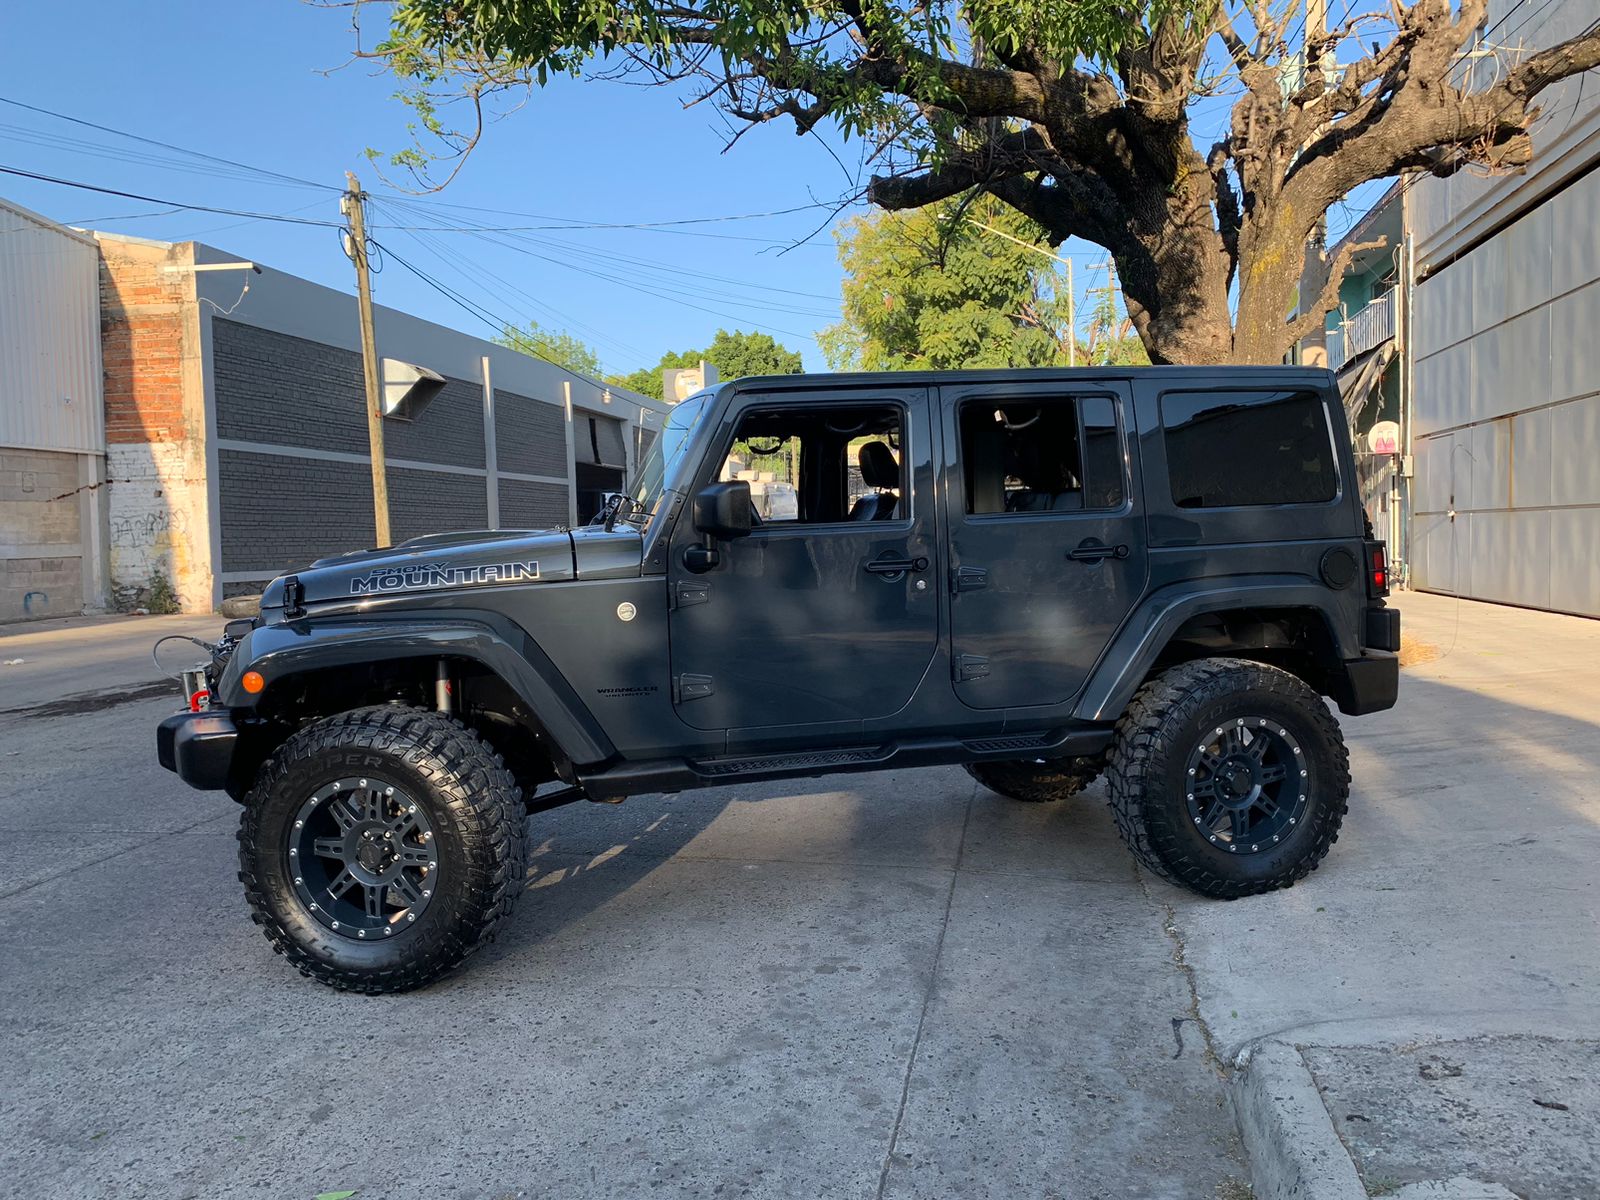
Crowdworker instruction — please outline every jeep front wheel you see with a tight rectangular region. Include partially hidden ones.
[238,705,525,993]
[1105,659,1349,899]
[964,756,1103,803]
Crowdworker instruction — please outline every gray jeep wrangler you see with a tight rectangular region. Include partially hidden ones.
[158,367,1399,992]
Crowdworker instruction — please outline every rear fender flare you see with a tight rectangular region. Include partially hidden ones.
[215,615,614,766]
[1074,577,1356,723]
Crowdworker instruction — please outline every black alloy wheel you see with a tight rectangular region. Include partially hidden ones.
[288,777,439,940]
[1183,718,1309,855]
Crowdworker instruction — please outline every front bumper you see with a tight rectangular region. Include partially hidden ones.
[157,710,239,791]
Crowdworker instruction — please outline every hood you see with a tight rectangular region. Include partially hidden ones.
[259,526,638,614]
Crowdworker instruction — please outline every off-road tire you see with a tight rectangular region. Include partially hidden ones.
[1105,658,1349,899]
[964,756,1103,803]
[238,705,525,993]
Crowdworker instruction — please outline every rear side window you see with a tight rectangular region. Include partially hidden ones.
[960,395,1125,515]
[1161,389,1337,508]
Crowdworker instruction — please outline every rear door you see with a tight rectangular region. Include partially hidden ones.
[942,379,1147,710]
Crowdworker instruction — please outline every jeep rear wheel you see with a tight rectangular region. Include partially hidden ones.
[964,757,1103,803]
[238,705,525,993]
[1105,659,1349,899]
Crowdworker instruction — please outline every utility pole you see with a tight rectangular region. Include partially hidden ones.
[1066,257,1075,367]
[342,171,391,547]
[1084,259,1122,364]
[1301,0,1333,368]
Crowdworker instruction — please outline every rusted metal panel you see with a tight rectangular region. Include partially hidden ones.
[0,198,103,454]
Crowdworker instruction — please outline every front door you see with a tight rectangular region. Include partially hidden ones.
[667,387,939,733]
[942,380,1148,710]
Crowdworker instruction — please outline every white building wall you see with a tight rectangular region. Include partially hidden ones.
[0,198,108,620]
[1409,0,1600,617]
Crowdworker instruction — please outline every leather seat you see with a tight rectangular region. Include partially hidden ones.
[849,441,900,520]
[1004,489,1085,513]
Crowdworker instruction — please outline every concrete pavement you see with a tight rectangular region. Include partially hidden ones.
[0,617,1245,1199]
[0,612,221,710]
[2,595,1596,1199]
[1172,591,1600,1198]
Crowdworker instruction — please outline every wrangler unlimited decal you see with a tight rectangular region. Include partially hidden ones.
[350,561,540,595]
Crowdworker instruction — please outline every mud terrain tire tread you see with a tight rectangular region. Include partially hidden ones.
[237,705,525,993]
[1105,658,1349,899]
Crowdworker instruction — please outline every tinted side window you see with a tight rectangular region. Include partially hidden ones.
[960,396,1124,515]
[1161,389,1337,508]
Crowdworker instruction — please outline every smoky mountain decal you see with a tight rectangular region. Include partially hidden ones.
[350,561,540,595]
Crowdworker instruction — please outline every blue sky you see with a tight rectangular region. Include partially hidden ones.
[0,1,1385,375]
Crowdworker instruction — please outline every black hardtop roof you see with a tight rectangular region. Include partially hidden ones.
[717,364,1335,398]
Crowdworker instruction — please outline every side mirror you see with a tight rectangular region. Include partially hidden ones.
[692,480,753,540]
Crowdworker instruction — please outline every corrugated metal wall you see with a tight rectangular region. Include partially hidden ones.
[0,199,103,453]
[1408,0,1600,618]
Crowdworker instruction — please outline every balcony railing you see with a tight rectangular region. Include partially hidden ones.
[1338,287,1398,367]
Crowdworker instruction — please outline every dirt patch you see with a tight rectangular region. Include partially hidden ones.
[0,679,180,721]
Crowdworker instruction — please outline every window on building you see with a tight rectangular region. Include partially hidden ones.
[1161,389,1338,508]
[960,396,1125,515]
[719,404,904,524]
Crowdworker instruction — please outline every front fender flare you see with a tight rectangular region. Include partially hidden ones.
[1073,576,1357,723]
[215,614,615,767]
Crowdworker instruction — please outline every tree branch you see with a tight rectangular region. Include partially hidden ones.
[1283,238,1385,350]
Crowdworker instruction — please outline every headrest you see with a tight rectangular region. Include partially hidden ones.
[858,441,899,490]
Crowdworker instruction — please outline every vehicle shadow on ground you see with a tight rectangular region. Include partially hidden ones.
[473,761,1133,980]
[471,784,748,971]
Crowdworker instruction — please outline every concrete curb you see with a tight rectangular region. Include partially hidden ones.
[1231,1038,1366,1200]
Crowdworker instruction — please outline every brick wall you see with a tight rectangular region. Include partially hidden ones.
[0,449,85,621]
[98,237,213,611]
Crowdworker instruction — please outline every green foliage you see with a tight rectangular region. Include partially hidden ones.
[964,0,1203,69]
[369,1,1183,183]
[819,196,1078,371]
[146,571,179,616]
[493,321,604,378]
[616,329,804,400]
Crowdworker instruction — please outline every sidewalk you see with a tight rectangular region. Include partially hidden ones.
[1182,591,1600,1199]
[0,612,221,711]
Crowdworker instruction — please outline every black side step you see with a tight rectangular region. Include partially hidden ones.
[692,745,888,778]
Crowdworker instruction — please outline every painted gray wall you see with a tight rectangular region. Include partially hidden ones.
[187,244,670,598]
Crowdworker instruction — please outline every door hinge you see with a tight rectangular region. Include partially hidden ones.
[951,566,988,593]
[954,654,990,682]
[672,578,711,609]
[674,673,715,702]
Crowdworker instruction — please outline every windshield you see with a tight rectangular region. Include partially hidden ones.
[627,390,715,525]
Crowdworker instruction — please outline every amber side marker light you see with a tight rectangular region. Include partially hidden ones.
[241,671,266,694]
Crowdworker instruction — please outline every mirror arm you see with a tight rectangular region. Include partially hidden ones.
[683,540,721,574]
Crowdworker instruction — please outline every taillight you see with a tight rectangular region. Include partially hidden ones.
[1366,541,1389,598]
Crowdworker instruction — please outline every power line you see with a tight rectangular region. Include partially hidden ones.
[0,95,334,192]
[374,238,603,376]
[372,197,841,314]
[0,164,345,227]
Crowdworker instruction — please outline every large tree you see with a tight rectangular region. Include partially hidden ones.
[820,195,1092,370]
[362,0,1600,365]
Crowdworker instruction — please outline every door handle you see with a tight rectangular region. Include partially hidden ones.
[864,555,929,578]
[1067,540,1130,563]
